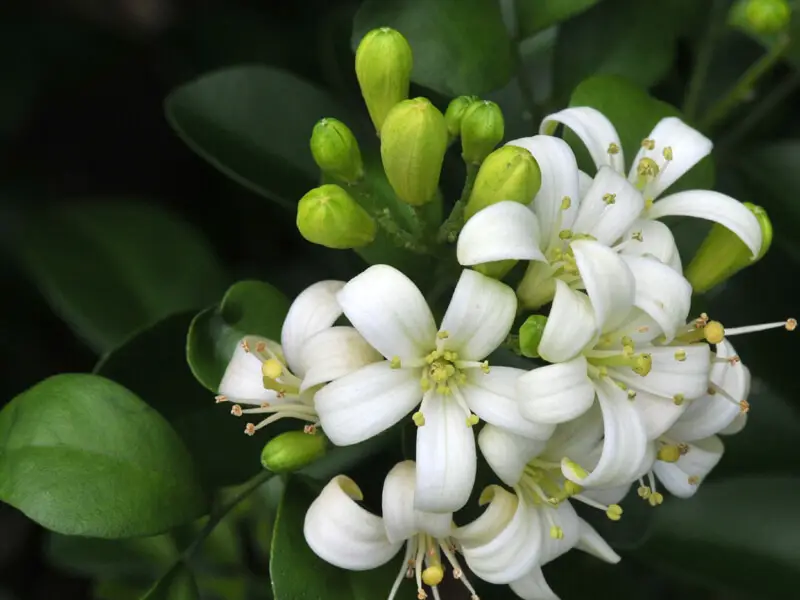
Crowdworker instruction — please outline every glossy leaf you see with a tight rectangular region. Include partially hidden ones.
[0,374,208,538]
[142,563,200,600]
[352,0,514,96]
[515,0,601,38]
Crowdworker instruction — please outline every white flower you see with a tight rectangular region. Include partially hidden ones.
[215,280,382,435]
[315,265,554,513]
[303,460,482,600]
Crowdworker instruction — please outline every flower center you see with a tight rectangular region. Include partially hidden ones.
[585,336,653,384]
[634,138,674,205]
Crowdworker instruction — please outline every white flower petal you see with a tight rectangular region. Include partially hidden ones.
[610,344,711,401]
[304,475,401,570]
[218,338,278,404]
[542,402,604,465]
[478,425,547,486]
[314,362,421,445]
[578,170,593,198]
[337,265,436,361]
[440,269,517,360]
[620,255,692,341]
[299,326,382,392]
[633,390,688,440]
[457,201,546,265]
[382,461,452,544]
[517,357,595,424]
[538,501,581,564]
[620,218,682,272]
[562,378,648,488]
[414,393,477,513]
[580,484,631,507]
[605,309,665,347]
[720,411,748,435]
[571,239,635,334]
[648,190,762,258]
[281,280,345,376]
[507,135,580,239]
[572,167,643,245]
[628,117,712,198]
[653,436,724,498]
[538,280,597,363]
[462,367,555,439]
[575,519,621,563]
[541,107,625,174]
[510,567,559,600]
[455,484,517,546]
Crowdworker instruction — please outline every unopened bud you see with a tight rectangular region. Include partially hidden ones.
[445,95,479,139]
[464,146,541,220]
[729,0,791,35]
[355,27,413,134]
[310,118,364,184]
[685,202,772,294]
[461,100,505,164]
[297,184,376,249]
[519,315,548,358]
[261,430,327,473]
[380,97,448,206]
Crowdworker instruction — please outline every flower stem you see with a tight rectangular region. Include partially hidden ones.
[683,0,726,120]
[436,162,479,244]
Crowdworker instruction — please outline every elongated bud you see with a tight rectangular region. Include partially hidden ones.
[519,315,547,358]
[445,95,479,140]
[464,146,541,220]
[461,100,504,165]
[380,97,448,206]
[729,0,791,35]
[310,118,364,183]
[297,184,376,249]
[685,203,772,294]
[261,431,327,473]
[355,27,413,134]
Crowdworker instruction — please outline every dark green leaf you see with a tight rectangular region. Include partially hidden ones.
[352,0,514,96]
[0,374,208,538]
[186,280,290,392]
[515,0,600,38]
[11,199,227,354]
[142,563,199,600]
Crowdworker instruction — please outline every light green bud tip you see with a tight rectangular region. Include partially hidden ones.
[380,97,448,206]
[730,0,791,35]
[464,145,541,220]
[297,184,376,249]
[355,27,413,135]
[261,430,327,473]
[460,100,505,165]
[310,118,364,184]
[685,202,772,294]
[519,315,547,358]
[445,95,479,139]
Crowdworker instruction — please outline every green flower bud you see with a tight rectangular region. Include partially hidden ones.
[685,203,772,294]
[310,118,364,184]
[519,315,547,358]
[355,27,413,134]
[261,431,327,473]
[464,146,541,220]
[729,0,791,35]
[297,184,376,249]
[444,95,479,139]
[380,97,448,206]
[473,260,517,280]
[461,100,505,165]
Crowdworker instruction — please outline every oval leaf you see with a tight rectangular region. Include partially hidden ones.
[142,563,199,600]
[0,374,208,538]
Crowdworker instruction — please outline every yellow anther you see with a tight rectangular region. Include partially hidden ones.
[443,351,459,361]
[740,400,750,414]
[648,492,664,506]
[561,196,572,210]
[641,138,655,150]
[615,380,628,391]
[603,193,616,205]
[430,361,450,382]
[688,475,700,486]
[437,330,450,339]
[558,229,573,240]
[564,458,589,480]
[632,353,652,377]
[550,525,564,539]
[704,321,725,344]
[622,344,634,357]
[663,146,673,161]
[657,445,681,463]
[412,411,426,426]
[262,358,283,379]
[787,318,797,331]
[674,349,687,362]
[606,504,623,521]
[420,377,431,392]
[644,198,654,210]
[422,566,444,587]
[425,350,441,364]
[621,335,634,348]
[673,393,685,406]
[631,230,643,241]
[608,142,620,155]
[231,404,243,417]
[466,414,480,427]
[390,356,402,369]
[638,485,651,499]
[480,360,490,374]
[627,389,637,400]
[564,480,583,496]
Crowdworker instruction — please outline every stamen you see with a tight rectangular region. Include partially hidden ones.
[674,349,686,362]
[641,138,655,150]
[391,356,402,369]
[231,405,243,417]
[688,475,701,486]
[437,330,450,339]
[603,193,616,205]
[388,542,415,600]
[244,423,255,436]
[662,146,673,161]
[607,143,620,155]
[415,539,426,599]
[561,196,572,210]
[724,318,796,336]
[215,395,227,403]
[262,359,283,379]
[439,544,480,599]
[412,411,426,427]
[673,393,685,406]
[709,382,747,413]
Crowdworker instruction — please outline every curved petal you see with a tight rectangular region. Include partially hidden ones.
[620,218,682,273]
[281,280,345,376]
[538,280,597,363]
[562,378,648,488]
[720,411,748,435]
[382,461,452,543]
[414,393,477,513]
[578,170,593,198]
[462,367,555,439]
[628,117,712,198]
[648,191,762,258]
[541,107,625,174]
[571,167,643,245]
[218,338,278,404]
[517,357,595,424]
[538,501,581,565]
[299,326,382,392]
[440,269,517,360]
[604,308,665,348]
[610,344,711,401]
[510,567,559,600]
[337,265,435,362]
[620,255,692,341]
[571,239,635,334]
[455,484,517,545]
[580,483,631,507]
[575,519,621,563]
[633,390,688,440]
[304,475,401,570]
[542,403,604,465]
[507,135,580,239]
[478,424,547,486]
[457,201,546,265]
[314,362,421,445]
[653,436,724,498]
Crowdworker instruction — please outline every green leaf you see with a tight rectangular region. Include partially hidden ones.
[567,75,715,192]
[96,311,268,488]
[142,563,199,600]
[11,199,228,354]
[352,0,515,96]
[515,0,601,38]
[0,374,208,538]
[165,66,358,208]
[186,280,290,393]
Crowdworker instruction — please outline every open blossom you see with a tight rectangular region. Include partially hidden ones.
[215,280,381,435]
[314,265,554,513]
